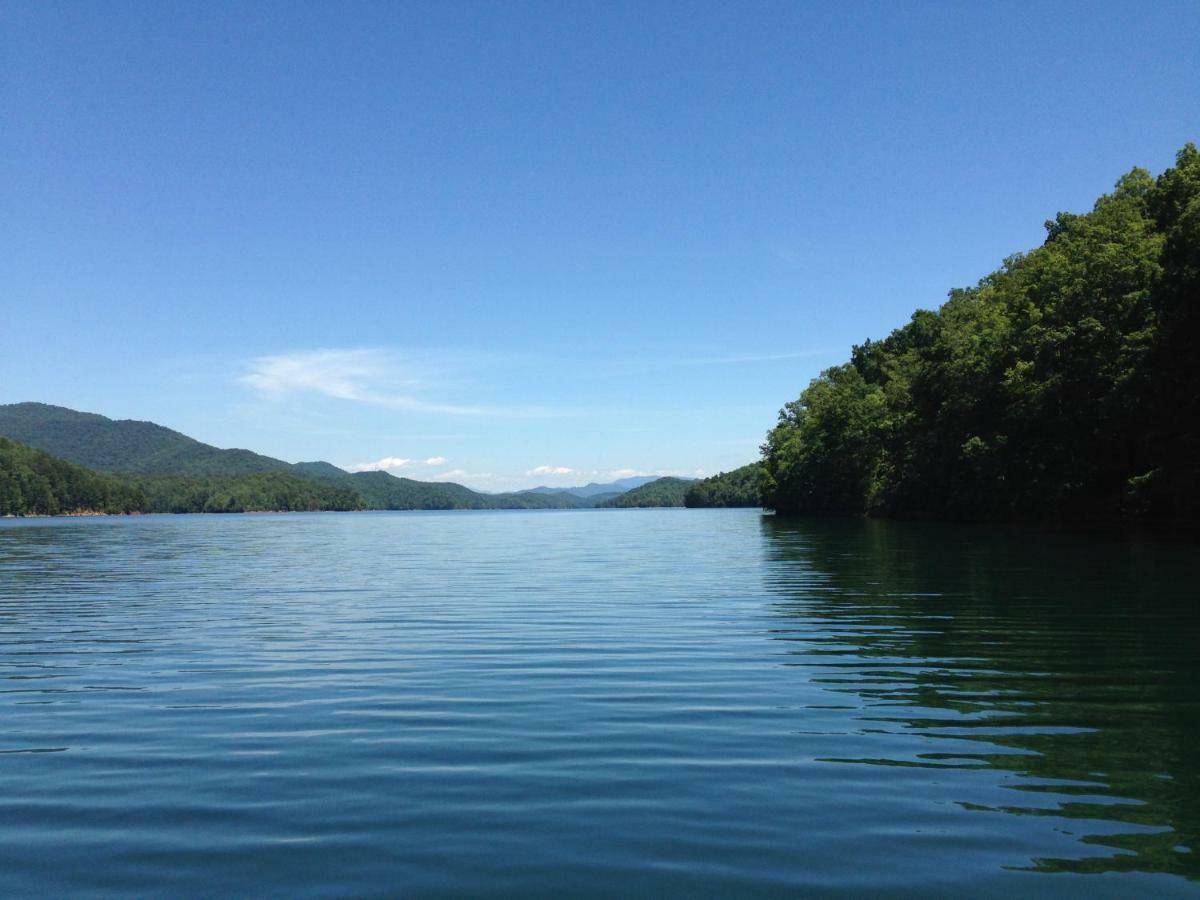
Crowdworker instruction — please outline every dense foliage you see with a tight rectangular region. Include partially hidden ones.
[597,477,691,508]
[684,464,762,508]
[0,437,143,515]
[763,145,1200,526]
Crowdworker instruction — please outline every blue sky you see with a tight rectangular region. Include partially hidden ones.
[4,1,1198,491]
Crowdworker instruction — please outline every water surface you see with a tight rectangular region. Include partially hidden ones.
[0,510,1196,896]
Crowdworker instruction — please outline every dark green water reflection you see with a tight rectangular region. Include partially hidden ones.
[762,516,1200,882]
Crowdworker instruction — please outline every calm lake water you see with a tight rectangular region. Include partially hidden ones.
[0,509,1197,897]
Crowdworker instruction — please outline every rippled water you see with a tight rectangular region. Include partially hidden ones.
[0,510,1197,896]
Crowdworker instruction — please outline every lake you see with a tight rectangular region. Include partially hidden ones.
[0,509,1197,896]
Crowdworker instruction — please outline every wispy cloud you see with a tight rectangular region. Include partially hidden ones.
[239,347,572,418]
[424,456,447,466]
[239,348,487,415]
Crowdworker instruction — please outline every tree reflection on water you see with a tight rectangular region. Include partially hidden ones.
[761,516,1199,879]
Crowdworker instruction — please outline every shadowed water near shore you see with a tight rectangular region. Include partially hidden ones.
[0,510,1196,896]
[761,516,1200,883]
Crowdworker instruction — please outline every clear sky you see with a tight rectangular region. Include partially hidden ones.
[4,1,1198,491]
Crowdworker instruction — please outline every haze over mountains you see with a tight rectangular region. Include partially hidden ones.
[0,403,694,512]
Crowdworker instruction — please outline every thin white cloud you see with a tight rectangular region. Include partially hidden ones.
[424,456,447,466]
[528,465,574,477]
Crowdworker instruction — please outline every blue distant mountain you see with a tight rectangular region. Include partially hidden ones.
[523,476,660,498]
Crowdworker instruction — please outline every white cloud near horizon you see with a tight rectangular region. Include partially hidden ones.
[527,465,574,477]
[343,454,449,473]
[344,456,412,473]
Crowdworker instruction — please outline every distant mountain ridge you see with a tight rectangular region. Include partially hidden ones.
[523,476,659,498]
[0,403,666,511]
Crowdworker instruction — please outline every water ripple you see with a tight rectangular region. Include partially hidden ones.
[0,510,1196,896]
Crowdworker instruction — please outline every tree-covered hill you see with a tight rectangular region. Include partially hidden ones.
[0,403,296,476]
[597,477,692,508]
[762,144,1200,528]
[684,464,762,508]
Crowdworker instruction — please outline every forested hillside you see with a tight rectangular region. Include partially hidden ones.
[0,403,294,476]
[684,464,762,508]
[597,477,691,508]
[762,144,1200,527]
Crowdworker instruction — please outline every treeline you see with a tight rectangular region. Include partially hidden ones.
[0,437,364,515]
[130,472,364,514]
[762,144,1200,527]
[684,464,762,508]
